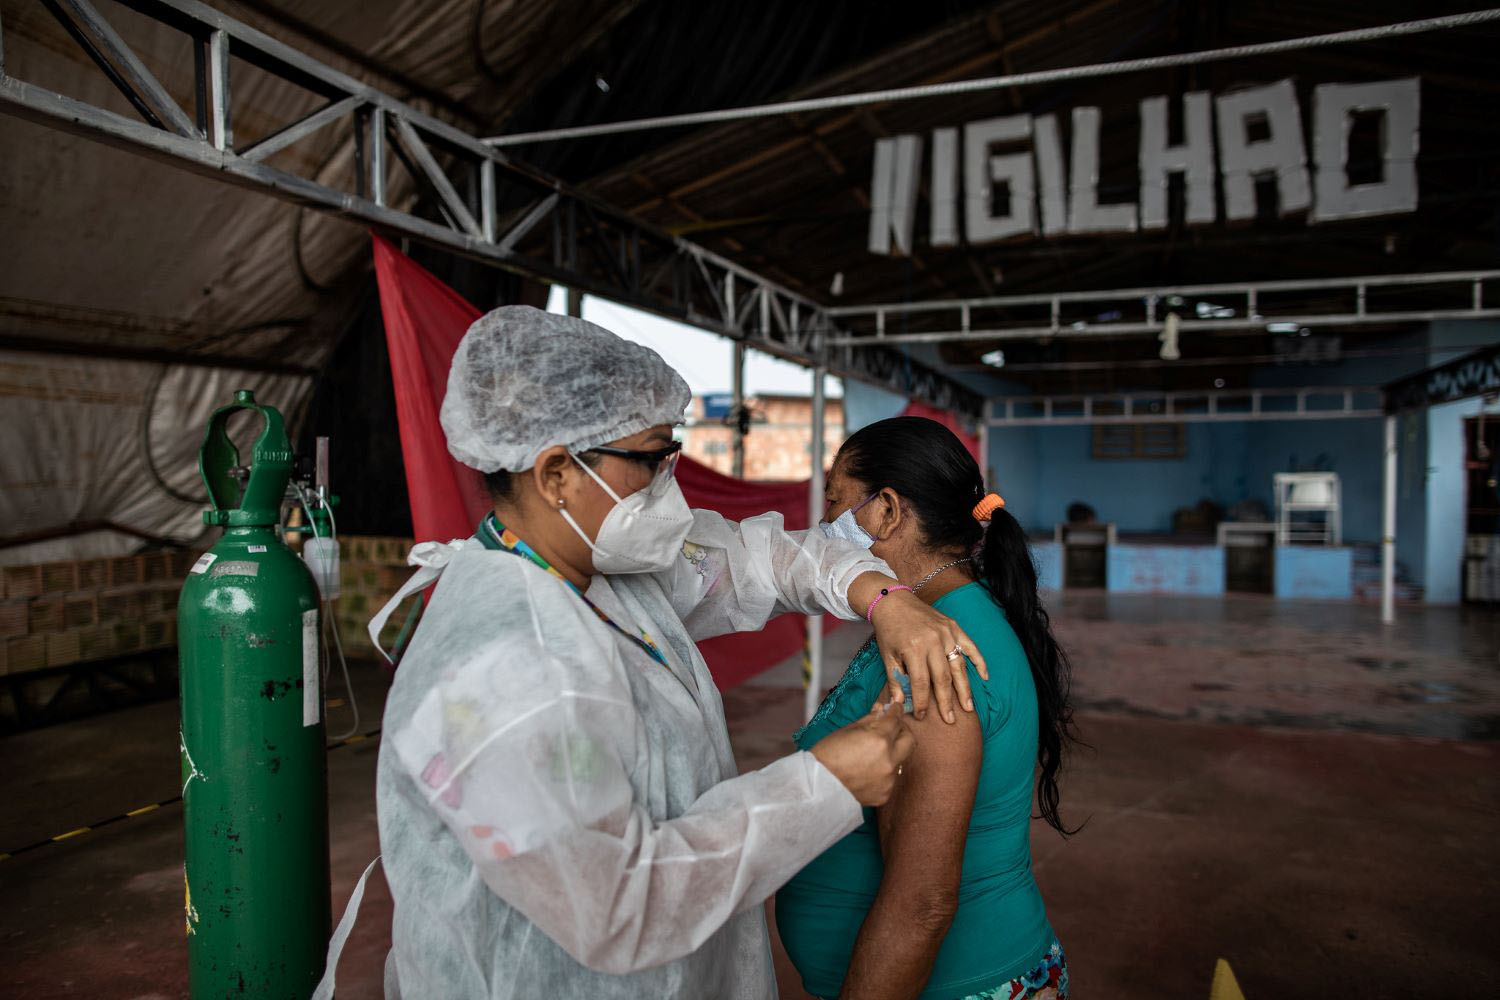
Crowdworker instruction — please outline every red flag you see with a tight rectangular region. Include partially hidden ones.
[372,234,489,543]
[900,400,980,464]
[372,236,963,687]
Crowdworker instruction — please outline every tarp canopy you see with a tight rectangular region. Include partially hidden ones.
[7,0,1476,561]
[0,0,989,562]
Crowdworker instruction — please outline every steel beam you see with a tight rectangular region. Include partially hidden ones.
[805,362,826,723]
[731,340,746,478]
[239,95,360,163]
[207,29,231,150]
[826,271,1500,346]
[0,0,980,416]
[46,0,198,137]
[1381,414,1397,623]
[391,115,481,239]
[988,386,1383,426]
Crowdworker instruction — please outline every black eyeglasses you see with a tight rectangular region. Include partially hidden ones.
[585,439,683,476]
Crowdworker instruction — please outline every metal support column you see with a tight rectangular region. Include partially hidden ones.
[566,286,583,318]
[731,341,747,479]
[977,400,991,486]
[1382,414,1398,624]
[805,365,827,721]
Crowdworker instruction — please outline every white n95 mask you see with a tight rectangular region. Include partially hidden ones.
[819,493,876,549]
[559,453,693,574]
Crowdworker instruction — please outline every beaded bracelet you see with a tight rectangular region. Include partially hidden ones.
[865,584,912,623]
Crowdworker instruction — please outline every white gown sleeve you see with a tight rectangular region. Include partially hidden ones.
[390,628,864,976]
[659,508,891,642]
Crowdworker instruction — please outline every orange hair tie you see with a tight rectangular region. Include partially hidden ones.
[972,493,1005,521]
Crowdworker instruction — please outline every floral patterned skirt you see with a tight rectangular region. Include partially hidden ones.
[817,939,1068,1000]
[962,939,1068,1000]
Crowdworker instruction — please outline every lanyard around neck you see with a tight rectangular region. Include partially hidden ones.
[477,514,671,670]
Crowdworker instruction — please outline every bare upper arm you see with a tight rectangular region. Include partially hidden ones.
[875,706,983,900]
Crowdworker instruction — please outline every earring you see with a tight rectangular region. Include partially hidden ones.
[557,498,565,507]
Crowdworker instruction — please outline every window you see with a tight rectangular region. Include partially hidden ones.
[1091,423,1186,460]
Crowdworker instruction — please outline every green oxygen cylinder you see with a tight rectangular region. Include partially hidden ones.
[177,389,330,998]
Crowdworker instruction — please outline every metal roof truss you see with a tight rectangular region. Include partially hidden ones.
[827,271,1500,346]
[988,385,1384,427]
[0,0,982,415]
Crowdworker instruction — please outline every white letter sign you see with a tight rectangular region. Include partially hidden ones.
[930,127,960,247]
[1215,79,1312,220]
[1138,91,1216,229]
[867,134,922,256]
[865,76,1421,255]
[1311,78,1420,222]
[1032,113,1069,237]
[1069,107,1137,233]
[964,115,1035,243]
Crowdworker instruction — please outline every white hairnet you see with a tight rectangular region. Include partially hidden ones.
[441,305,693,473]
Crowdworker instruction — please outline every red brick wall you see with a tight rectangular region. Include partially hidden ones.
[680,395,844,481]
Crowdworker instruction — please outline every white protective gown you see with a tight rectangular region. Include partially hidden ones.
[376,508,889,998]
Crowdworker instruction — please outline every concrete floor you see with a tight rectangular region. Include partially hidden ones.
[1,593,1496,998]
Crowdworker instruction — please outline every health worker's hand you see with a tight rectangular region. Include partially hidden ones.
[870,590,988,723]
[811,700,915,807]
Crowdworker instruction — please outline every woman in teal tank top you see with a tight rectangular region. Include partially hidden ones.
[776,417,1078,1000]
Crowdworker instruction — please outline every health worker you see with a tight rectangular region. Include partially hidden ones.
[357,306,989,999]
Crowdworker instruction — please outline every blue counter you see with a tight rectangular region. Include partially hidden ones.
[1106,543,1225,596]
[1274,545,1354,599]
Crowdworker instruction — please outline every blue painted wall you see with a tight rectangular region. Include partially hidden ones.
[842,379,909,434]
[981,320,1500,594]
[1422,321,1500,603]
[998,419,1385,541]
[1238,418,1383,543]
[1030,541,1063,592]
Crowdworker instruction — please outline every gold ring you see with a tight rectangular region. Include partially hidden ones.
[946,645,963,660]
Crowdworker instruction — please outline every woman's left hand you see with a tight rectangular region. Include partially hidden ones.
[869,591,989,723]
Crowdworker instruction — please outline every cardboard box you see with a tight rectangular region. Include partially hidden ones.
[64,596,97,629]
[141,551,173,583]
[113,622,144,653]
[79,625,118,661]
[110,555,145,588]
[75,558,110,589]
[28,599,65,633]
[45,630,82,667]
[6,635,46,673]
[40,561,78,594]
[0,600,28,638]
[3,565,42,600]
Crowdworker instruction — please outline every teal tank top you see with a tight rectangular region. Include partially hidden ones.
[775,582,1055,999]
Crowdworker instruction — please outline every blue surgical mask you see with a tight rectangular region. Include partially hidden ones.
[819,493,876,548]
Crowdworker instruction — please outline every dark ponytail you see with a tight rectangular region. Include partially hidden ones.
[976,506,1079,835]
[837,416,1079,835]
